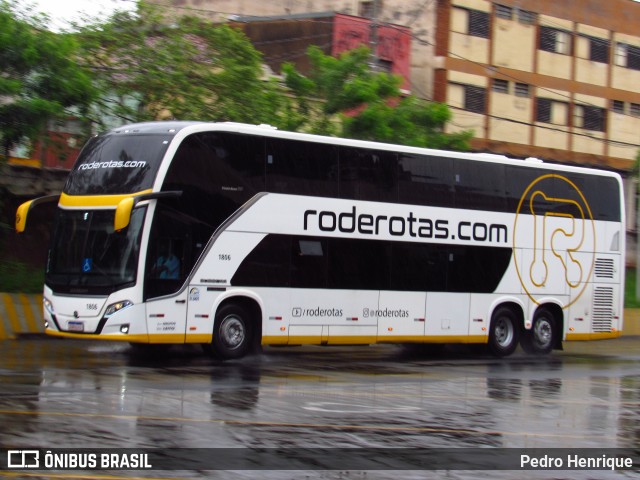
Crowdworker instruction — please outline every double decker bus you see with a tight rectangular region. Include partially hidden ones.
[16,121,625,359]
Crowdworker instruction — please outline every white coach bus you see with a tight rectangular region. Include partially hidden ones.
[16,122,625,359]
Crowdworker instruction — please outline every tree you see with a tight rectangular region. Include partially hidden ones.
[0,0,95,158]
[75,3,287,129]
[283,45,473,150]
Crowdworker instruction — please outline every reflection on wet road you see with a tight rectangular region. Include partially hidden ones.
[1,338,640,478]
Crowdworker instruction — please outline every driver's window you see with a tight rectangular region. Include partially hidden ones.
[144,206,189,299]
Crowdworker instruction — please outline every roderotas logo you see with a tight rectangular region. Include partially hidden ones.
[513,174,595,308]
[78,160,146,170]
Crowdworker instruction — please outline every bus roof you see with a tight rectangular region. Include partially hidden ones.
[107,121,622,180]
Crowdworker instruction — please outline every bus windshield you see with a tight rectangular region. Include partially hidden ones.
[64,134,173,195]
[46,208,146,295]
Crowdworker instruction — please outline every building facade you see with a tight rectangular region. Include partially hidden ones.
[229,12,411,89]
[152,0,640,226]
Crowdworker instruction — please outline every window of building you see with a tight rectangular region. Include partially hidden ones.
[515,83,530,97]
[464,85,486,113]
[495,4,512,19]
[517,9,537,25]
[536,98,568,125]
[631,103,640,117]
[536,98,551,123]
[540,26,572,55]
[574,105,606,132]
[450,83,487,114]
[615,42,640,70]
[468,9,490,38]
[359,1,378,19]
[492,79,509,94]
[495,5,536,24]
[613,100,625,114]
[375,58,393,73]
[586,36,610,63]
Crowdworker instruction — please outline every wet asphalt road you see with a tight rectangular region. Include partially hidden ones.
[1,337,640,479]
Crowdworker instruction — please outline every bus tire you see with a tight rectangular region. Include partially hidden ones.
[211,304,252,360]
[521,308,556,355]
[488,307,519,357]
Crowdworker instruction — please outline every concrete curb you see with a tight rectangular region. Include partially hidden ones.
[1,293,640,340]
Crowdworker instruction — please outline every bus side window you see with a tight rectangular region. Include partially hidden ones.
[292,238,327,288]
[339,147,398,202]
[398,154,454,208]
[327,238,390,290]
[454,159,506,211]
[266,139,339,197]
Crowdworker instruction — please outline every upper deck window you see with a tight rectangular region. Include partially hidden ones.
[64,134,172,195]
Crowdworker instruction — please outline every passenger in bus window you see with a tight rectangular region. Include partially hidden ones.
[153,240,180,279]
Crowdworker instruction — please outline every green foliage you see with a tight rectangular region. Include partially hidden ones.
[0,259,44,293]
[76,3,286,127]
[633,150,640,179]
[283,45,473,149]
[344,96,473,150]
[0,0,96,157]
[625,268,640,308]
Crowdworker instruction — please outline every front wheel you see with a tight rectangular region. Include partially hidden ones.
[521,308,557,355]
[488,307,520,357]
[209,304,253,360]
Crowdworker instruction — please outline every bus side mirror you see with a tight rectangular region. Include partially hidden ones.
[114,197,135,231]
[114,191,182,231]
[15,195,60,233]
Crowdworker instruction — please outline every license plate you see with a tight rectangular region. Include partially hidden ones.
[67,321,84,332]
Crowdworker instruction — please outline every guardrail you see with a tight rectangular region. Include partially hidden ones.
[1,293,640,340]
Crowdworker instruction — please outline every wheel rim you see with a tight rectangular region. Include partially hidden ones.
[219,315,245,350]
[495,317,514,347]
[533,318,553,349]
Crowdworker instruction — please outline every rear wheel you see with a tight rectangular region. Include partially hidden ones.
[209,304,253,360]
[521,308,557,355]
[488,307,520,357]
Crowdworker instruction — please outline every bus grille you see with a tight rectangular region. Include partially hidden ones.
[594,258,615,279]
[592,286,614,332]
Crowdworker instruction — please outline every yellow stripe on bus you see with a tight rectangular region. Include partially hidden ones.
[46,330,188,344]
[45,330,150,342]
[263,334,489,345]
[185,333,212,343]
[59,190,153,208]
[565,332,621,341]
[377,335,488,344]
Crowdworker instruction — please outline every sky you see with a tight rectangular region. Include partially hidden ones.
[29,0,136,30]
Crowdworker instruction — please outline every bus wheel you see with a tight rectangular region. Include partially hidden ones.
[488,307,519,357]
[211,304,252,360]
[521,308,556,355]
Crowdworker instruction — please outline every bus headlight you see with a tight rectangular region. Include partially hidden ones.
[43,297,54,315]
[105,300,133,317]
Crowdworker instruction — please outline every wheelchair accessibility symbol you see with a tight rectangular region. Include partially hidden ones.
[513,174,596,309]
[82,258,92,273]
